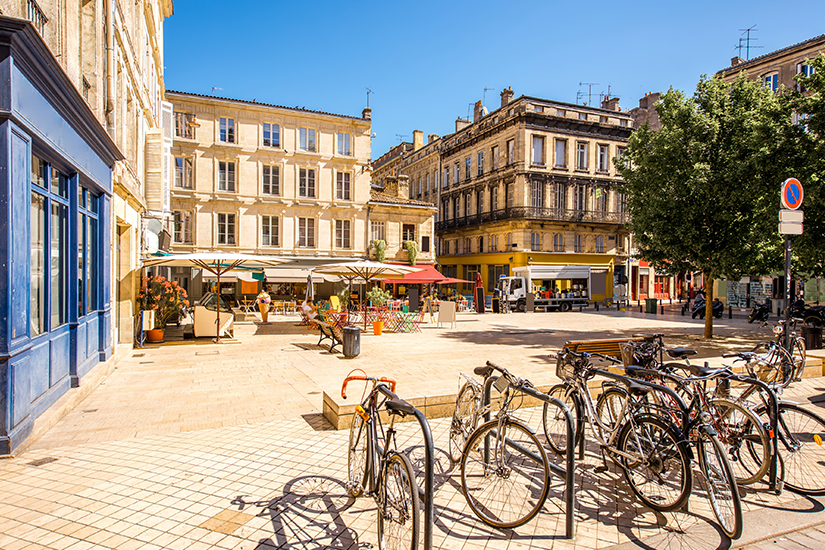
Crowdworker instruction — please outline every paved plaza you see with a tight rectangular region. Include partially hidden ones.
[2,308,825,549]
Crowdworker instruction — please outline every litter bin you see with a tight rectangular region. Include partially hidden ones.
[343,326,361,358]
[645,298,658,314]
[492,297,500,314]
[802,325,823,350]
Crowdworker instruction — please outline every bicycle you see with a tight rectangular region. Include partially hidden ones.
[448,371,485,463]
[750,319,807,389]
[342,373,420,550]
[542,350,694,514]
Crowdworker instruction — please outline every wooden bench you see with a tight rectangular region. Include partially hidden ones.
[311,317,344,353]
[563,337,644,362]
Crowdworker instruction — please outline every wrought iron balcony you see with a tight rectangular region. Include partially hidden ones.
[435,207,629,231]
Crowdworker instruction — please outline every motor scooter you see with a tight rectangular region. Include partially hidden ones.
[748,299,771,324]
[692,296,724,319]
[788,299,825,326]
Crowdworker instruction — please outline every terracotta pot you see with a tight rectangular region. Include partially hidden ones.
[259,303,269,323]
[373,320,383,335]
[146,328,164,342]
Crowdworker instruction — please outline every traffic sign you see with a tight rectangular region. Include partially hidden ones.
[779,209,804,223]
[781,178,804,210]
[779,222,803,235]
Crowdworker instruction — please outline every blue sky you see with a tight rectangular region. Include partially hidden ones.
[163,0,825,157]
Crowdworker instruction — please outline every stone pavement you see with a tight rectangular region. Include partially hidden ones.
[2,308,824,549]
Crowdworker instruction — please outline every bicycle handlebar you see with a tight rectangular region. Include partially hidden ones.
[485,361,532,388]
[591,352,621,364]
[341,375,396,399]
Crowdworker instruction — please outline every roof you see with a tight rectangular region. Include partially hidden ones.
[716,33,825,75]
[165,90,367,121]
[369,189,436,208]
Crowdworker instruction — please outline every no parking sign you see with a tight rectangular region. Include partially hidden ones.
[781,178,804,210]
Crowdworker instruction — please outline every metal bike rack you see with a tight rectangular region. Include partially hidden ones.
[375,384,435,550]
[482,376,577,539]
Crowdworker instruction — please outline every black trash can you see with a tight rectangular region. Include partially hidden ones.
[645,298,658,314]
[343,326,361,358]
[492,297,500,313]
[802,325,823,350]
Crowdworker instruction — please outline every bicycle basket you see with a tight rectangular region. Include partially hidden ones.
[747,358,787,387]
[556,352,578,382]
[621,341,638,368]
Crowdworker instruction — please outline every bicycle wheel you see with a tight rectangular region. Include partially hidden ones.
[378,452,420,550]
[461,418,551,528]
[790,336,807,382]
[542,384,580,455]
[617,415,692,512]
[697,432,743,539]
[596,386,629,432]
[773,404,825,495]
[449,383,480,463]
[709,398,770,486]
[347,413,368,497]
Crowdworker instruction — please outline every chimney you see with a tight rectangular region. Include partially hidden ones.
[397,175,410,199]
[500,86,514,108]
[362,107,371,120]
[731,56,744,67]
[384,176,399,197]
[455,117,471,132]
[428,133,439,144]
[473,100,485,122]
[601,96,621,112]
[412,129,423,151]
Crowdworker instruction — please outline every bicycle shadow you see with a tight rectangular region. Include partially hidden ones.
[229,475,367,549]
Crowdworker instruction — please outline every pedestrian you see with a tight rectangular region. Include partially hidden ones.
[301,299,317,320]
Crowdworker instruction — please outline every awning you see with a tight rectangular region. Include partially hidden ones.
[202,271,257,282]
[264,268,330,283]
[379,263,448,284]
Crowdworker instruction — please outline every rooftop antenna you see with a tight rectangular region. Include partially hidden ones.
[395,133,408,143]
[579,82,599,106]
[211,86,223,94]
[737,25,762,60]
[466,102,474,120]
[576,90,584,105]
[483,87,494,107]
[365,87,374,108]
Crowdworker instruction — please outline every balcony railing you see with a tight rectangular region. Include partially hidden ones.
[435,207,629,231]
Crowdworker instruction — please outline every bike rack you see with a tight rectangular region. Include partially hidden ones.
[481,376,577,539]
[375,384,436,550]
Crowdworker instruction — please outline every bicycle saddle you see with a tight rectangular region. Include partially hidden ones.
[666,362,722,377]
[624,379,653,395]
[666,347,698,358]
[385,399,415,416]
[474,365,493,378]
[624,365,661,378]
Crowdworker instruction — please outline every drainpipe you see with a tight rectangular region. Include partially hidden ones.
[365,204,371,260]
[105,0,115,135]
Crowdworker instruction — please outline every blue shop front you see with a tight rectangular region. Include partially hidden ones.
[0,19,122,455]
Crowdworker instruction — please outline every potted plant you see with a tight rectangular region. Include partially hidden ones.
[256,289,271,323]
[137,275,189,342]
[372,239,386,262]
[403,240,418,266]
[366,286,392,335]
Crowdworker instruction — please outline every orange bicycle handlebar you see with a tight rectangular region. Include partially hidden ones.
[341,376,397,399]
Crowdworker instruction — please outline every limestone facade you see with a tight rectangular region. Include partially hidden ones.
[368,175,437,265]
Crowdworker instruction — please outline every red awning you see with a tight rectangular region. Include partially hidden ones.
[380,263,448,284]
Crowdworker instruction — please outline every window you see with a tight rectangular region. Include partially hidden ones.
[491,186,498,211]
[465,193,471,217]
[453,163,459,185]
[218,161,236,192]
[576,142,588,170]
[574,234,583,252]
[465,157,471,180]
[263,123,280,148]
[402,224,415,242]
[426,173,431,195]
[77,188,98,317]
[219,117,235,143]
[477,151,484,176]
[371,221,385,242]
[619,119,628,127]
[797,63,815,92]
[531,135,545,166]
[578,113,587,121]
[173,211,193,244]
[575,184,587,211]
[531,181,543,209]
[335,220,351,249]
[507,139,514,165]
[174,157,193,189]
[617,192,626,213]
[600,116,608,124]
[531,232,540,251]
[262,216,279,247]
[453,197,460,219]
[555,183,566,210]
[262,165,280,195]
[464,265,480,292]
[217,213,236,245]
[31,191,46,335]
[487,264,509,292]
[477,190,483,214]
[556,109,565,117]
[422,236,430,252]
[298,217,315,247]
[595,187,607,212]
[763,73,779,92]
[443,167,449,187]
[506,233,512,249]
[336,172,351,200]
[555,140,567,168]
[464,238,471,254]
[174,112,195,139]
[506,183,513,208]
[300,127,316,152]
[492,146,499,170]
[534,105,544,113]
[617,146,626,160]
[595,235,605,253]
[598,145,609,171]
[337,132,352,156]
[553,233,564,252]
[299,168,316,198]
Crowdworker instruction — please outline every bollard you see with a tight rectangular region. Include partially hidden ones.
[639,304,643,313]
[595,302,599,312]
[681,304,686,316]
[729,306,732,319]
[660,304,664,315]
[616,300,620,311]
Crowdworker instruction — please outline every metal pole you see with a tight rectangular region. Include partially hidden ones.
[784,236,792,348]
[411,408,434,550]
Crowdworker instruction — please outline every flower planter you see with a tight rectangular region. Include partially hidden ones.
[146,328,164,342]
[259,303,270,323]
[373,320,383,335]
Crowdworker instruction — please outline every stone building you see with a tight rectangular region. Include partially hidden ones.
[165,91,373,298]
[374,88,634,303]
[716,34,824,92]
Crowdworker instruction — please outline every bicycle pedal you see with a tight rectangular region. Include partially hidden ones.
[594,465,609,473]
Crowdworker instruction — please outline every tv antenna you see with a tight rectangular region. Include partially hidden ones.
[579,82,599,106]
[483,87,494,107]
[365,87,374,108]
[736,25,762,60]
[395,134,408,143]
[211,86,223,94]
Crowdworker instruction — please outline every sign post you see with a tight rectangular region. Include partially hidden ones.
[779,178,804,347]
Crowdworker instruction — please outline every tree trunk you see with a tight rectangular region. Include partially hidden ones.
[704,272,714,339]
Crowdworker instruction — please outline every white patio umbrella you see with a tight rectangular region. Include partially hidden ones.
[142,252,288,343]
[313,261,421,328]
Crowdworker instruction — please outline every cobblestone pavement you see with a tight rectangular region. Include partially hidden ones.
[2,309,824,549]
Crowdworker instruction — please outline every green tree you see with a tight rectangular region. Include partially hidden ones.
[617,74,798,338]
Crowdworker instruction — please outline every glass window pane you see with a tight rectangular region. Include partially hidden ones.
[87,215,96,311]
[50,168,67,197]
[31,193,46,335]
[32,155,46,189]
[50,202,66,328]
[78,213,85,316]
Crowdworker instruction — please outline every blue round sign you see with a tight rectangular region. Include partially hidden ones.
[781,178,804,210]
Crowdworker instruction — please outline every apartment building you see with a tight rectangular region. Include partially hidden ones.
[374,88,633,303]
[717,34,824,92]
[166,91,373,297]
